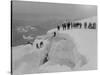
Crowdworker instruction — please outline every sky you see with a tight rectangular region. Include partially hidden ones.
[12,1,97,26]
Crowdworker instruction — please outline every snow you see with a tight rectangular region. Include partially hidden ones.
[12,16,97,75]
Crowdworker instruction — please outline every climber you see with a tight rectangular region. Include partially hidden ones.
[57,25,60,31]
[36,43,39,49]
[63,23,66,30]
[67,22,71,29]
[40,41,43,48]
[53,32,56,37]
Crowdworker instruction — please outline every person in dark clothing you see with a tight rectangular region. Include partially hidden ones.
[53,32,56,37]
[36,43,39,49]
[73,22,82,29]
[40,41,43,48]
[63,23,66,30]
[79,23,82,29]
[67,22,71,29]
[57,25,60,31]
[84,22,87,29]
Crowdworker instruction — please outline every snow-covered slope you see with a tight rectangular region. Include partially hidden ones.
[12,16,97,75]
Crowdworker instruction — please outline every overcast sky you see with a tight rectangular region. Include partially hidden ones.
[12,1,97,26]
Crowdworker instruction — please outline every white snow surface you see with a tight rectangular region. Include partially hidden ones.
[12,16,97,75]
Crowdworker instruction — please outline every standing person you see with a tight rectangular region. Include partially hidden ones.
[67,22,71,30]
[53,32,56,37]
[57,25,60,31]
[36,43,39,49]
[84,22,87,29]
[40,41,43,48]
[63,23,66,30]
[79,23,82,29]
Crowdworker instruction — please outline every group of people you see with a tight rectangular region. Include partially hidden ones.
[26,40,44,49]
[26,20,72,49]
[36,41,43,49]
[57,22,71,31]
[52,21,72,38]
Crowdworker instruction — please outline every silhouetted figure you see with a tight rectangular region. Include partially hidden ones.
[67,22,71,29]
[88,22,96,29]
[63,23,66,30]
[36,43,39,49]
[84,22,87,29]
[57,25,60,31]
[79,23,82,28]
[53,32,56,37]
[40,41,43,48]
[73,22,82,29]
[93,22,96,29]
